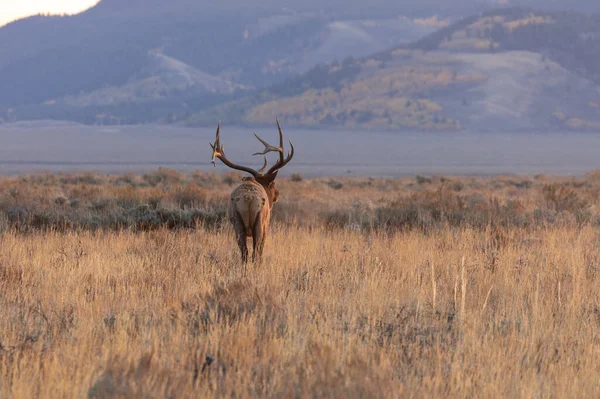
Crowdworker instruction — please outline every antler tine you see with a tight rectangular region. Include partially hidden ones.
[209,122,263,178]
[257,156,268,174]
[266,140,294,175]
[266,119,295,175]
[210,122,222,167]
[276,117,284,152]
[252,132,283,156]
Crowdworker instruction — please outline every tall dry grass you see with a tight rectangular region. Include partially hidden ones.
[1,171,600,397]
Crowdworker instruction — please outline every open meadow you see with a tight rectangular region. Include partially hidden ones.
[1,169,600,397]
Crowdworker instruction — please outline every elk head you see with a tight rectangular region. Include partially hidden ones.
[209,120,294,263]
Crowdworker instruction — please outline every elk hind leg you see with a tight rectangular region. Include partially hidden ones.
[251,213,265,263]
[234,212,249,263]
[237,235,248,264]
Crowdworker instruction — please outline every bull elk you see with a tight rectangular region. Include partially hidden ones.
[210,120,294,263]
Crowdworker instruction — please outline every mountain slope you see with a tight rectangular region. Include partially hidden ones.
[60,53,248,108]
[0,0,439,124]
[15,52,252,125]
[3,1,600,126]
[189,8,600,131]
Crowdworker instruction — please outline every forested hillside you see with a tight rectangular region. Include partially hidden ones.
[0,0,439,124]
[189,8,600,131]
[2,1,600,127]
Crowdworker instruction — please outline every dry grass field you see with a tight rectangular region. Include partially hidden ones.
[2,169,600,397]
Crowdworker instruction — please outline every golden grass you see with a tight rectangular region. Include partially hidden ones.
[1,171,600,397]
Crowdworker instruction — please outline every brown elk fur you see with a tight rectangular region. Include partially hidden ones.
[228,176,279,263]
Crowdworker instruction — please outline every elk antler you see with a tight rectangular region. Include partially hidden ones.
[209,122,267,178]
[252,118,295,176]
[252,134,282,156]
[257,156,268,174]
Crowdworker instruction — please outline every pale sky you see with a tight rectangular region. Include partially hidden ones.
[0,0,99,27]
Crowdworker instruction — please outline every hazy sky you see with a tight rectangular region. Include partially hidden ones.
[0,0,99,27]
